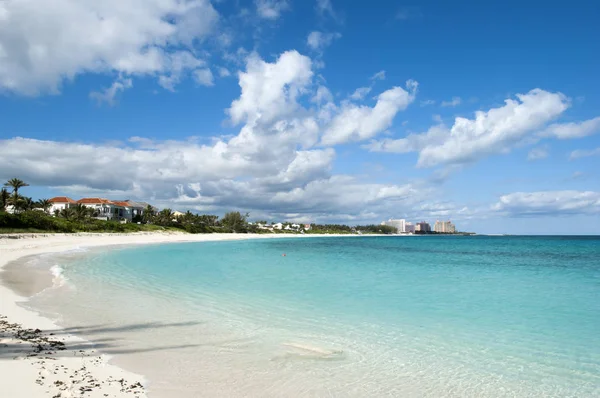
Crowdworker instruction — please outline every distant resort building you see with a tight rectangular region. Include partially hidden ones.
[434,220,456,233]
[405,222,415,233]
[381,218,406,233]
[415,221,431,233]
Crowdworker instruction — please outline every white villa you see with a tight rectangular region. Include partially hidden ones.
[47,197,151,222]
[48,196,77,213]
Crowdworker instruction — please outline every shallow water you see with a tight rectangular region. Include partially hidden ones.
[13,236,600,397]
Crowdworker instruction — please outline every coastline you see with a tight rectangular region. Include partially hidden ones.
[0,232,362,397]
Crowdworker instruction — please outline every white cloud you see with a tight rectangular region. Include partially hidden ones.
[1,48,429,222]
[228,50,313,126]
[527,146,549,161]
[306,31,341,52]
[315,0,338,20]
[218,67,231,77]
[311,85,333,104]
[157,51,207,91]
[321,80,418,145]
[89,78,133,106]
[0,136,428,222]
[371,70,386,81]
[366,124,447,154]
[349,86,372,100]
[271,176,418,215]
[0,0,219,96]
[255,0,289,20]
[441,96,462,107]
[193,68,214,86]
[348,70,387,101]
[569,147,600,160]
[368,89,572,167]
[432,114,443,123]
[492,191,600,216]
[420,99,435,106]
[541,117,600,139]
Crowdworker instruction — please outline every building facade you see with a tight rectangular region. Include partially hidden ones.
[382,218,406,233]
[415,221,431,233]
[49,197,77,214]
[77,198,126,221]
[434,220,456,233]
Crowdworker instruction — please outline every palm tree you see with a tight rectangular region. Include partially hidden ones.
[4,178,29,213]
[4,178,29,195]
[142,204,155,224]
[19,197,35,211]
[156,208,174,225]
[0,188,9,211]
[59,208,75,221]
[73,204,91,221]
[37,199,52,214]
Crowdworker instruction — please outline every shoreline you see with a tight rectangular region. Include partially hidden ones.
[0,232,366,397]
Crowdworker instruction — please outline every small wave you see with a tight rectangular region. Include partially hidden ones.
[50,265,68,288]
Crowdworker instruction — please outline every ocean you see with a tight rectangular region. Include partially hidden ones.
[17,236,600,397]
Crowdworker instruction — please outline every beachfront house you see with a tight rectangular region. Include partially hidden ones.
[111,201,135,222]
[123,200,153,220]
[49,196,77,214]
[77,198,125,221]
[273,223,283,230]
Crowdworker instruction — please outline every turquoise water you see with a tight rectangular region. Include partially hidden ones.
[27,236,600,397]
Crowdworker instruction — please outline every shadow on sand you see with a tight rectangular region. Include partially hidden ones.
[0,317,202,360]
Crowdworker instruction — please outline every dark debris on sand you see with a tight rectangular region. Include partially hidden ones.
[1,314,146,397]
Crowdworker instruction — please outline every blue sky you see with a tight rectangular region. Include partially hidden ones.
[1,0,599,234]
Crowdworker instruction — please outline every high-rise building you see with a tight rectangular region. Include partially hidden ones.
[382,218,406,233]
[405,222,415,233]
[434,220,456,233]
[415,221,431,233]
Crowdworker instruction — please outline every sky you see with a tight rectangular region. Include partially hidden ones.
[1,0,599,234]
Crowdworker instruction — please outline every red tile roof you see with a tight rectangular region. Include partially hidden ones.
[77,198,114,205]
[49,196,76,204]
[111,201,130,207]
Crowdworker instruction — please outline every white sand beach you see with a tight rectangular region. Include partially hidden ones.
[0,232,308,397]
[0,232,366,397]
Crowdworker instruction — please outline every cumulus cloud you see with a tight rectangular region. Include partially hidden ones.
[527,146,549,161]
[368,89,575,167]
[193,68,214,86]
[541,117,600,139]
[218,67,231,77]
[348,70,387,100]
[315,0,339,21]
[255,0,289,20]
[306,31,341,52]
[228,50,313,125]
[321,80,418,145]
[570,147,600,160]
[89,78,133,106]
[0,48,425,222]
[371,71,386,81]
[349,86,372,100]
[441,96,462,107]
[0,0,219,96]
[157,51,209,91]
[492,191,600,216]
